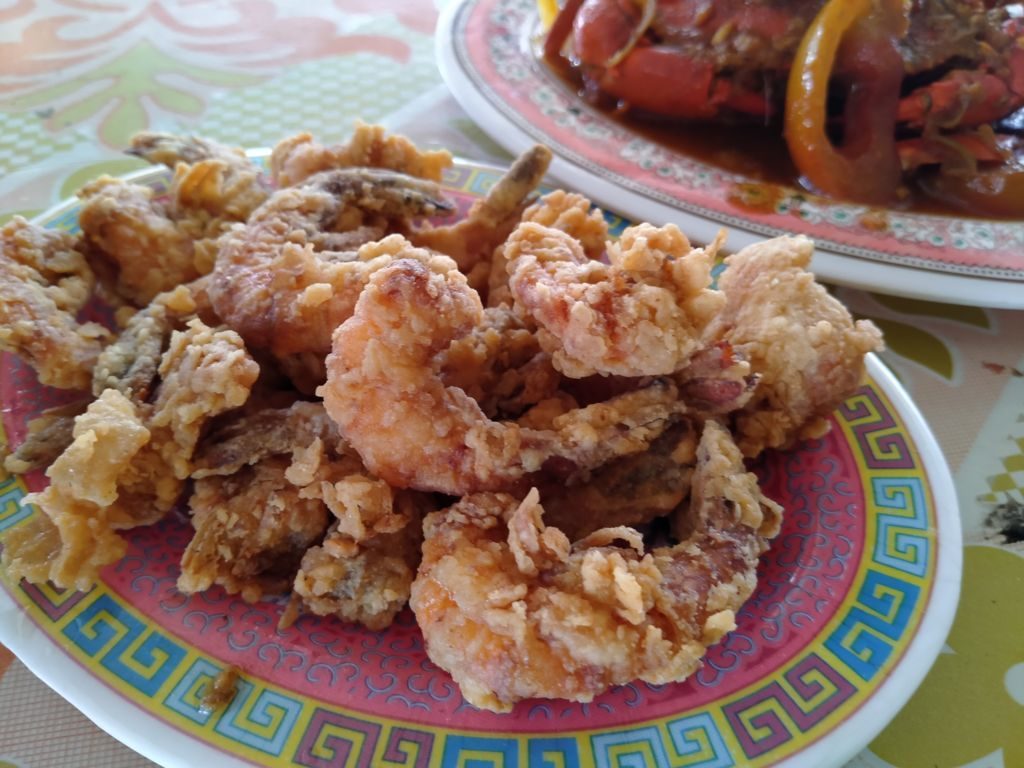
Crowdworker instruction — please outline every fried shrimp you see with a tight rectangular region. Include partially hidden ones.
[488,189,609,307]
[410,420,781,712]
[505,220,726,378]
[437,304,561,420]
[209,169,456,389]
[0,217,111,390]
[320,258,687,495]
[412,144,553,286]
[78,133,267,305]
[518,189,610,256]
[269,121,453,187]
[705,235,884,456]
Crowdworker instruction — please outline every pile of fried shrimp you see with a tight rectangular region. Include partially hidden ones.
[0,123,882,713]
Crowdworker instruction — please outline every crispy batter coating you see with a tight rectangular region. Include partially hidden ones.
[192,400,341,478]
[537,420,697,540]
[320,258,687,495]
[706,235,884,455]
[438,305,560,419]
[147,318,260,481]
[410,421,781,712]
[413,145,552,287]
[506,220,725,377]
[292,473,428,630]
[128,133,268,225]
[209,168,455,390]
[2,390,149,589]
[269,122,453,187]
[2,319,258,590]
[78,133,266,305]
[178,455,330,602]
[92,281,210,401]
[78,177,198,305]
[488,190,609,308]
[519,190,610,257]
[0,217,111,390]
[182,416,425,622]
[1,400,88,474]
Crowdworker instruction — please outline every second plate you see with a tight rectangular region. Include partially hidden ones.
[437,0,1024,308]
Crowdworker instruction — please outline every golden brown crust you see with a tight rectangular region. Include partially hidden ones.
[706,235,884,456]
[0,217,110,390]
[506,220,725,377]
[410,422,781,712]
[1,127,885,688]
[269,123,453,188]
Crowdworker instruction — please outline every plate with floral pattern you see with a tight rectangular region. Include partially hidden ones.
[0,157,960,767]
[437,0,1024,309]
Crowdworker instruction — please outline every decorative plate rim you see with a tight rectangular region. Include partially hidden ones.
[0,157,962,768]
[436,0,1024,309]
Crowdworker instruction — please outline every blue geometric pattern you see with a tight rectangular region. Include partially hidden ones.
[667,713,734,767]
[163,657,222,725]
[593,726,670,768]
[872,477,930,576]
[214,679,303,755]
[440,735,519,767]
[0,473,30,532]
[63,594,186,696]
[527,737,580,768]
[824,570,921,681]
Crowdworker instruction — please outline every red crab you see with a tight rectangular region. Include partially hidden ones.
[545,0,1024,205]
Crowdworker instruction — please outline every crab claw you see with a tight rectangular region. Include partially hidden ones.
[897,57,1024,131]
[897,131,1007,172]
[595,47,769,118]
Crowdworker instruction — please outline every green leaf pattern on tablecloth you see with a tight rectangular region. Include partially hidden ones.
[0,3,436,164]
[870,546,1024,768]
[866,317,956,379]
[0,111,85,177]
[853,293,996,381]
[186,42,441,148]
[869,294,991,329]
[3,42,263,148]
[980,415,1024,505]
[0,8,440,222]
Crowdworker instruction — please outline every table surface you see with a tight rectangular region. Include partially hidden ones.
[0,2,1022,767]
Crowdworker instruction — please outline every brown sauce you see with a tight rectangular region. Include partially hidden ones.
[546,54,1024,221]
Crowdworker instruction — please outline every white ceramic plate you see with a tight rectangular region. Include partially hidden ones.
[0,158,961,768]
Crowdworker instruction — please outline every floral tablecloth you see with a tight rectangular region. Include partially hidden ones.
[0,1,1022,766]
